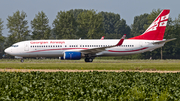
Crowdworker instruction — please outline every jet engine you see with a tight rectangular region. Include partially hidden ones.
[63,52,81,60]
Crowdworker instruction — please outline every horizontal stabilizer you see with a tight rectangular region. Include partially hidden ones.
[152,38,176,44]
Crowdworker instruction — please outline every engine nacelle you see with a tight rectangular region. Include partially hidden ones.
[63,52,81,60]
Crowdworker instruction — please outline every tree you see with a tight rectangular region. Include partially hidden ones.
[0,18,4,42]
[69,9,88,20]
[143,9,162,30]
[53,11,77,39]
[131,13,149,37]
[100,12,120,35]
[31,11,51,39]
[6,10,30,46]
[162,15,180,59]
[115,19,131,38]
[0,18,4,55]
[100,11,130,38]
[77,10,104,39]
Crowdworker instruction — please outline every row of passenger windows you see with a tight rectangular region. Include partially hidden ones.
[79,45,134,47]
[30,45,134,48]
[31,45,63,48]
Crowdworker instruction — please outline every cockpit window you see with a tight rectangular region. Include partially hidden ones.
[11,45,19,47]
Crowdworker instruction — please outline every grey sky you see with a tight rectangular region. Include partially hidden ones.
[0,0,179,36]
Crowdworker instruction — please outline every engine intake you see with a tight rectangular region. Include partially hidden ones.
[63,52,81,60]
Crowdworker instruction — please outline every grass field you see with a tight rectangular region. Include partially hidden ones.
[0,59,180,71]
[1,59,180,100]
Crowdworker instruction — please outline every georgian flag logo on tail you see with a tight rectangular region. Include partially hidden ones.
[145,18,160,33]
[159,14,169,27]
[161,14,169,21]
[145,13,169,32]
[159,21,167,26]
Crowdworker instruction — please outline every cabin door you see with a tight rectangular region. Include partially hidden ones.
[24,42,29,51]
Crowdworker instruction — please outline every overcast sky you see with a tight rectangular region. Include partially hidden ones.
[0,0,180,36]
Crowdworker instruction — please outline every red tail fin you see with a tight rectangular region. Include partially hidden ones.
[129,9,170,40]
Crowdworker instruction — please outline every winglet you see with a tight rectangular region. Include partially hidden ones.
[116,34,126,46]
[101,36,104,40]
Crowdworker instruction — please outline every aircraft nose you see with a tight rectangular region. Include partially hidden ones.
[4,48,10,54]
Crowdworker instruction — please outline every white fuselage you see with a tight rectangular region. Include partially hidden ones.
[5,39,165,58]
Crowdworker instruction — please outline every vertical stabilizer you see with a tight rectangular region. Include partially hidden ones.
[129,9,170,40]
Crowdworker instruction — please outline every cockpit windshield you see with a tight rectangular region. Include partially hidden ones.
[11,45,19,47]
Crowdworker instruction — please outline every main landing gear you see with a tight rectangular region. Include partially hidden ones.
[84,54,94,62]
[21,58,24,63]
[84,57,93,62]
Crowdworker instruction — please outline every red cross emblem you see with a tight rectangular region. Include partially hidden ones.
[161,22,165,25]
[163,16,166,20]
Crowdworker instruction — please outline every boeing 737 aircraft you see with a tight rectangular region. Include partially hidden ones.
[4,9,176,62]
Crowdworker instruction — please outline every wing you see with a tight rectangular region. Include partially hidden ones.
[80,34,126,54]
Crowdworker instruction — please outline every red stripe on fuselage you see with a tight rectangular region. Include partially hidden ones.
[108,47,148,52]
[27,48,88,53]
[27,47,148,53]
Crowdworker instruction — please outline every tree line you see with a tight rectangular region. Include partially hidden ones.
[0,9,180,59]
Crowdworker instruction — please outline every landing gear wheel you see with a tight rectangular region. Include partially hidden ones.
[21,59,24,63]
[88,58,93,62]
[85,58,88,62]
[84,57,93,62]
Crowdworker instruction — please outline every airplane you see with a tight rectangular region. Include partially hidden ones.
[4,9,176,62]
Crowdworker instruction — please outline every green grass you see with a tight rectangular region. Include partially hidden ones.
[0,59,180,71]
[1,72,180,100]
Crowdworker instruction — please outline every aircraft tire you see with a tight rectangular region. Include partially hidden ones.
[21,59,24,63]
[88,58,93,62]
[84,57,93,62]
